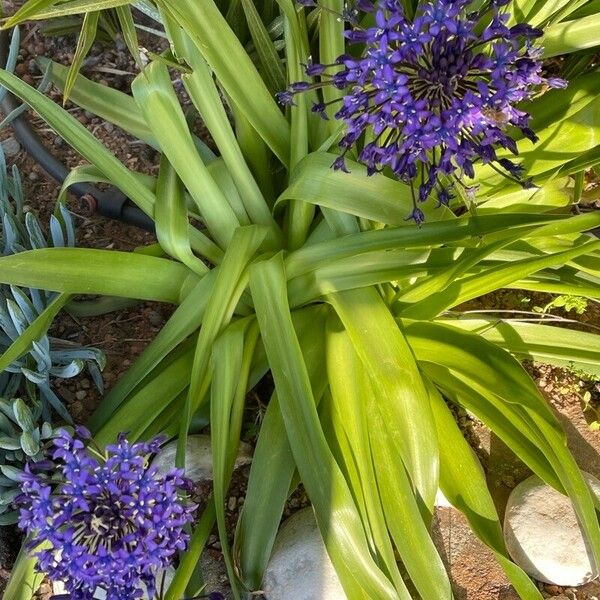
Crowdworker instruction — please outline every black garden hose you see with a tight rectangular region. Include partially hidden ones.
[0,29,155,233]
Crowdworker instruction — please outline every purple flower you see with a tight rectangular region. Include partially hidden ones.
[18,430,195,600]
[283,0,567,220]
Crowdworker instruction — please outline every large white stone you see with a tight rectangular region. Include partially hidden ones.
[151,434,252,483]
[504,473,600,586]
[263,508,347,600]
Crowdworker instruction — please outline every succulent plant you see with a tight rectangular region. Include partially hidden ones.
[0,397,61,524]
[0,147,105,423]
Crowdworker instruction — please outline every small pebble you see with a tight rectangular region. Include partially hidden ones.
[148,310,164,327]
[75,390,87,401]
[1,136,20,158]
[545,585,562,594]
[71,401,83,416]
[60,388,75,403]
[227,496,236,511]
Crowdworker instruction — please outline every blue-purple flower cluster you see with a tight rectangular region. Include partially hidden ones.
[18,428,195,600]
[280,0,567,223]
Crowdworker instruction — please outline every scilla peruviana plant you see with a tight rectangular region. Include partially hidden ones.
[17,427,195,600]
[0,1,599,599]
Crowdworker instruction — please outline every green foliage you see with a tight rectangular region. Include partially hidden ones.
[0,149,105,422]
[581,390,600,431]
[0,398,61,524]
[533,294,590,315]
[0,149,104,527]
[1,1,600,599]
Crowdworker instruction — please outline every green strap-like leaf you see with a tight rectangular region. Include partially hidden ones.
[63,9,99,103]
[131,60,241,248]
[542,13,600,57]
[115,4,144,70]
[177,226,268,468]
[4,0,132,22]
[88,272,217,431]
[427,381,543,600]
[94,337,196,446]
[211,317,258,600]
[240,0,286,94]
[0,248,193,303]
[433,317,600,378]
[285,213,564,278]
[367,393,454,599]
[155,155,209,275]
[165,499,217,600]
[326,321,414,599]
[284,15,313,250]
[170,34,281,244]
[329,287,439,516]
[400,239,600,319]
[1,544,46,600]
[157,0,291,166]
[234,305,329,590]
[250,254,397,600]
[279,152,454,224]
[406,321,600,567]
[38,57,156,145]
[319,0,345,121]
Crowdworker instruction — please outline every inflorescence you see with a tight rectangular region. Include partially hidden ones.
[279,0,567,223]
[18,428,195,600]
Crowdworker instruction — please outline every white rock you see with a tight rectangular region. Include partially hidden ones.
[151,434,252,483]
[263,508,347,600]
[435,488,453,508]
[504,473,600,586]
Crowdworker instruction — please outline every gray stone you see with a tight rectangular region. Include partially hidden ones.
[263,508,347,600]
[504,473,600,586]
[200,551,233,599]
[151,434,252,483]
[1,136,20,158]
